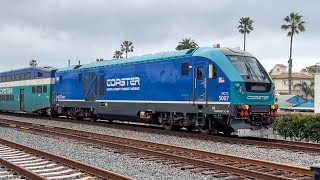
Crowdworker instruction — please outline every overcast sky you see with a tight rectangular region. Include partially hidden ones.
[0,0,319,72]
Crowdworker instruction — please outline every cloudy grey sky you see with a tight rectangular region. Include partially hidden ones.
[0,0,319,72]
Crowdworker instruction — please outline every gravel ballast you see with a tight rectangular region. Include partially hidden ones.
[0,126,215,180]
[0,114,319,168]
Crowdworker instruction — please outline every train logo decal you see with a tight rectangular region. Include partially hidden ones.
[106,77,140,91]
[0,88,13,95]
[247,96,269,100]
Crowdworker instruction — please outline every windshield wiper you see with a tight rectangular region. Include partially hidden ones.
[244,62,252,79]
[257,65,266,79]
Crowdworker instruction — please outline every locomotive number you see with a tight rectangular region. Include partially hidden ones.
[219,92,229,101]
[219,95,229,101]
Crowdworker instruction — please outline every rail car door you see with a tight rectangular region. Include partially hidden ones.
[193,64,207,103]
[20,89,25,111]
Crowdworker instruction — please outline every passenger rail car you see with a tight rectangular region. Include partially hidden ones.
[54,47,278,136]
[0,67,56,114]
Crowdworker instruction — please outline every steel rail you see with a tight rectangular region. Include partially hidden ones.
[0,119,313,179]
[0,156,46,180]
[0,138,133,180]
[2,113,320,153]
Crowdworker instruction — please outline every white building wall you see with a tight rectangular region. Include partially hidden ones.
[315,74,320,113]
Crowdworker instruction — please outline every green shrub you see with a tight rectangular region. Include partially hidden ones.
[275,113,320,142]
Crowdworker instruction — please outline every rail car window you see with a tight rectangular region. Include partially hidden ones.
[26,72,31,79]
[37,72,43,78]
[10,95,14,101]
[36,86,42,93]
[15,74,20,80]
[32,86,36,93]
[99,75,105,96]
[181,63,189,76]
[43,86,47,93]
[5,95,9,101]
[11,75,15,81]
[7,76,10,82]
[197,66,204,80]
[21,73,25,80]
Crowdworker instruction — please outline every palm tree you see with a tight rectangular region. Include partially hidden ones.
[29,60,37,67]
[175,38,198,50]
[113,50,123,59]
[281,12,306,95]
[238,17,254,51]
[120,41,134,58]
[294,81,314,99]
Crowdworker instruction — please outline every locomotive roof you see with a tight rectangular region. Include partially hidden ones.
[57,47,251,73]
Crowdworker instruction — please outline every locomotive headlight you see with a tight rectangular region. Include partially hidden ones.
[235,83,242,89]
[239,89,244,95]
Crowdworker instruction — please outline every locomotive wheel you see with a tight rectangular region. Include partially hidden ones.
[186,125,195,132]
[90,118,96,122]
[163,123,176,131]
[197,125,212,134]
[72,115,81,120]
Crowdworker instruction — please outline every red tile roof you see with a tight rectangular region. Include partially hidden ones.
[275,64,287,68]
[272,73,313,79]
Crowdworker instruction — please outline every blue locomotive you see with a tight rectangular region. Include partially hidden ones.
[53,47,278,136]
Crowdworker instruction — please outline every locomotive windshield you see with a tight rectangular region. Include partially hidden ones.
[227,55,271,92]
[227,56,267,79]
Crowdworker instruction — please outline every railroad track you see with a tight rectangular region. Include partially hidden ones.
[0,118,314,180]
[0,138,132,180]
[1,113,320,154]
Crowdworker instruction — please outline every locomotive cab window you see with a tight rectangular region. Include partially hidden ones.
[209,64,217,79]
[197,66,204,80]
[181,63,189,76]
